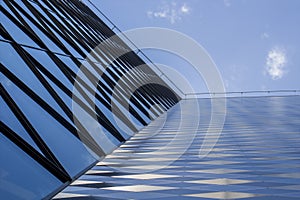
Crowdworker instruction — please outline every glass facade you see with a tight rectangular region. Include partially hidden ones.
[0,0,180,199]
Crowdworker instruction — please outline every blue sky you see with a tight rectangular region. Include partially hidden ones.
[85,0,300,93]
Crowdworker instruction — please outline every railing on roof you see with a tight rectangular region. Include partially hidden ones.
[184,90,300,99]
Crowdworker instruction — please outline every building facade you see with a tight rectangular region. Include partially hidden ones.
[0,0,179,199]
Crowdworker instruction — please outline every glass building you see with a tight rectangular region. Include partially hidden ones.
[1,1,300,200]
[1,0,179,199]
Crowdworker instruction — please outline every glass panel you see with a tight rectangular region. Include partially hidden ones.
[93,94,131,141]
[104,97,145,137]
[26,1,84,59]
[4,80,97,177]
[24,47,73,91]
[0,42,70,122]
[72,80,124,146]
[56,54,80,75]
[0,4,39,48]
[70,60,147,134]
[73,103,118,154]
[18,8,65,54]
[0,134,62,200]
[129,96,153,123]
[0,92,41,154]
[41,74,73,112]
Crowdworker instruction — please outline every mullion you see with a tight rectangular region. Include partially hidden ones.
[17,1,126,119]
[1,28,108,154]
[26,51,126,142]
[2,0,179,146]
[70,0,115,41]
[61,1,102,47]
[2,8,126,143]
[110,58,160,102]
[120,51,176,102]
[71,0,181,104]
[93,46,162,117]
[33,0,87,58]
[95,62,155,121]
[44,55,140,132]
[0,121,70,183]
[0,64,118,149]
[150,84,179,106]
[0,84,69,177]
[43,0,92,54]
[20,0,81,59]
[73,24,169,116]
[9,0,85,67]
[121,53,171,104]
[56,0,98,47]
[105,64,158,117]
[0,63,79,138]
[107,52,166,109]
[83,54,154,121]
[48,0,97,51]
[5,0,175,119]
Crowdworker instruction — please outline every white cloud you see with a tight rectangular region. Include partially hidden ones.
[265,47,287,80]
[147,2,190,24]
[261,32,270,39]
[181,3,190,14]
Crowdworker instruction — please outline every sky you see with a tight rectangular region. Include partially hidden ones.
[84,0,300,94]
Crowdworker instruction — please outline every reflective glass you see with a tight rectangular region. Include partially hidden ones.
[0,92,42,154]
[0,43,70,123]
[19,9,65,54]
[1,4,39,48]
[42,74,73,112]
[56,55,80,75]
[94,97,132,141]
[27,1,85,59]
[0,134,62,200]
[4,81,97,177]
[24,47,73,91]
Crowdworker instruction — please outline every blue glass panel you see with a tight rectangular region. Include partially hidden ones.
[26,1,85,59]
[0,42,70,123]
[19,12,65,54]
[42,74,73,112]
[4,80,97,177]
[99,98,144,138]
[1,3,39,48]
[0,134,62,200]
[93,96,129,142]
[56,55,80,75]
[24,47,73,91]
[0,93,42,154]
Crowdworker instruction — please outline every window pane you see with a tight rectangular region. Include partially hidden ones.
[0,94,42,154]
[1,4,39,48]
[4,80,97,177]
[0,43,70,123]
[0,134,62,200]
